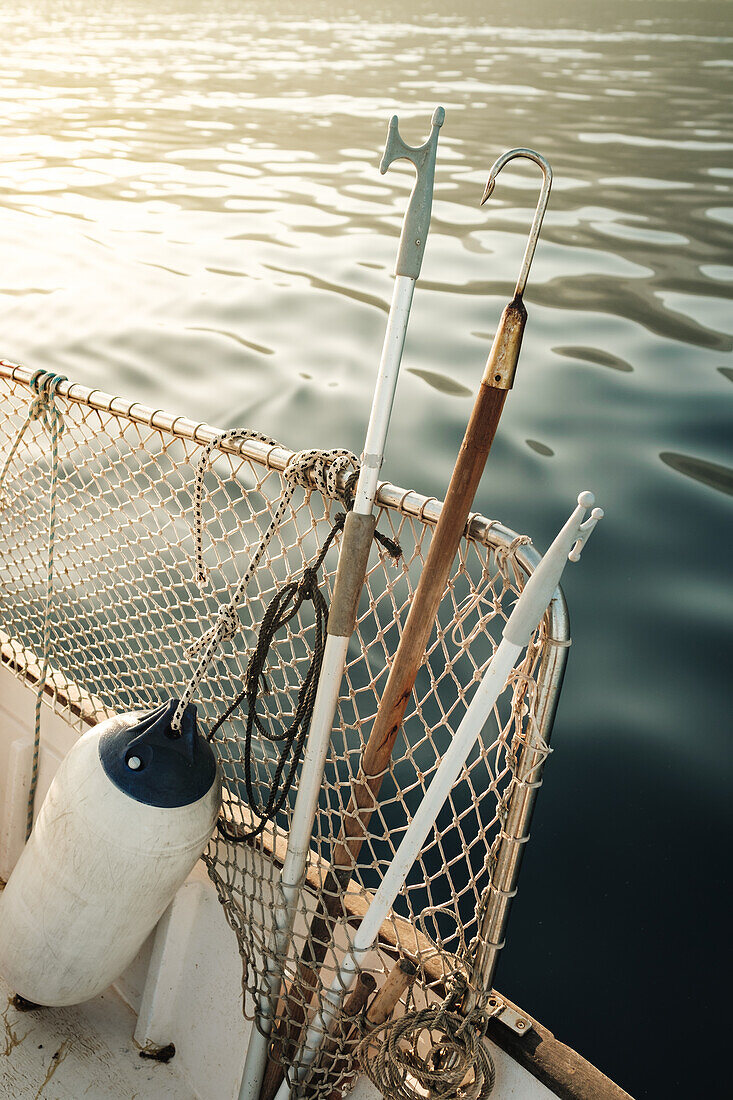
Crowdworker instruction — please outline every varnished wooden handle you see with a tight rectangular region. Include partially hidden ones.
[332,382,508,871]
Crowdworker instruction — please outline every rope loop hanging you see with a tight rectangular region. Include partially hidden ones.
[174,431,401,735]
[173,434,359,732]
[213,515,345,841]
[0,369,67,839]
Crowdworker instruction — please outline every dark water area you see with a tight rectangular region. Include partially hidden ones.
[1,1,731,1096]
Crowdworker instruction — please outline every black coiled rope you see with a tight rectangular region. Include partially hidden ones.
[214,501,400,843]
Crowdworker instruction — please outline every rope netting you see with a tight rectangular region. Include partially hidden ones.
[0,362,568,1098]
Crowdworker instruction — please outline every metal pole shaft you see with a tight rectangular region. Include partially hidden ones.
[466,601,568,999]
[352,277,414,513]
[238,275,415,1100]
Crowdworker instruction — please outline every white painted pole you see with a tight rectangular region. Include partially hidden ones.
[239,110,445,1100]
[275,492,604,1098]
[239,280,412,1100]
[351,277,414,515]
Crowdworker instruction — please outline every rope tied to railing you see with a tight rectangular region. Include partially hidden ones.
[0,369,67,840]
[171,433,360,732]
[173,429,400,839]
[173,429,400,751]
[0,369,66,502]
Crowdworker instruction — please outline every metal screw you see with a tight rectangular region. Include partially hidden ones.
[516,1020,526,1029]
[415,239,421,246]
[127,756,142,770]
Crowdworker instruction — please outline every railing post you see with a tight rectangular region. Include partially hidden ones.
[467,589,570,1001]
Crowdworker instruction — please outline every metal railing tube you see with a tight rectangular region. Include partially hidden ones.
[467,587,570,1002]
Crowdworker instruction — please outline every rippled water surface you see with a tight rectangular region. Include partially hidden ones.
[1,2,731,1095]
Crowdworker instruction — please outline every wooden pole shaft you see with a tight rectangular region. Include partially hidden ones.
[365,959,417,1028]
[334,381,509,866]
[315,971,376,1064]
[326,959,417,1100]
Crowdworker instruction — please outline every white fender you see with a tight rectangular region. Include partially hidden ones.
[0,701,220,1006]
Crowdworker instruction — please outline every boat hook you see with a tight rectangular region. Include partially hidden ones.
[481,147,552,299]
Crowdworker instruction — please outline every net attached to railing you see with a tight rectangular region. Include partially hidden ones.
[0,362,568,1099]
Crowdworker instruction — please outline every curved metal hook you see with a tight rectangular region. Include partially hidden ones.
[481,148,552,298]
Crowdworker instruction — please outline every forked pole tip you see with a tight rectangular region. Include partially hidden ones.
[569,491,604,562]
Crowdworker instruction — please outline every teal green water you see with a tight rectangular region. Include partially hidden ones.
[1,2,731,1095]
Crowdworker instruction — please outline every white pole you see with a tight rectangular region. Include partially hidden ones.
[238,278,413,1100]
[239,109,445,1100]
[351,277,414,514]
[275,492,604,1098]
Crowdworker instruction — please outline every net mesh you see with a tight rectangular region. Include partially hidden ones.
[0,362,566,1097]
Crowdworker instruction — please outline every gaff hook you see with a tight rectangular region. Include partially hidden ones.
[478,147,552,391]
[481,148,552,299]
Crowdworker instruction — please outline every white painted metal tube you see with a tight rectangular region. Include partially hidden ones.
[276,492,604,1096]
[238,635,349,1100]
[238,278,418,1100]
[239,1024,270,1100]
[352,275,414,515]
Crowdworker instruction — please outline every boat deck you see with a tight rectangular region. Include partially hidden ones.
[0,961,196,1099]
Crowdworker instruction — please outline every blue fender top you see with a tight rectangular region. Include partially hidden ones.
[99,700,218,808]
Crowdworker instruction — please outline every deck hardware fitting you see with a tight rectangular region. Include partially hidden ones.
[496,1003,532,1035]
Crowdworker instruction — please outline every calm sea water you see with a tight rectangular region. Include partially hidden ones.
[1,1,731,1095]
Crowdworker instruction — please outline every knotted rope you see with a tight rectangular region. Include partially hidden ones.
[171,433,360,734]
[174,429,400,840]
[356,997,496,1100]
[212,505,400,843]
[213,515,343,842]
[0,370,67,840]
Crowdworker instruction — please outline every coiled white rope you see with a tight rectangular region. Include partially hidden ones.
[0,370,66,839]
